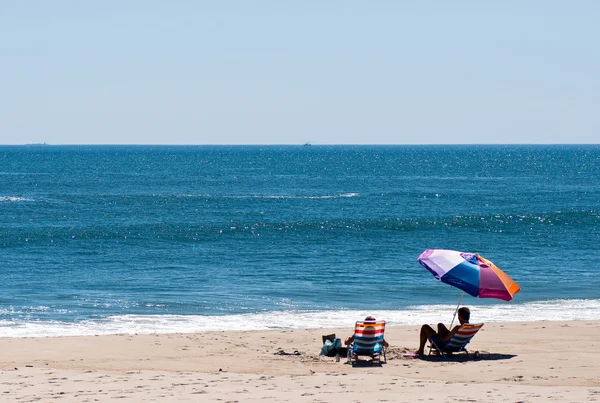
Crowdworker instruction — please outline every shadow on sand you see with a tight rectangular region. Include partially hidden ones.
[417,351,517,362]
[345,359,386,368]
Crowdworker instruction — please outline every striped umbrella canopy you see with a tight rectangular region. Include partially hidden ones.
[417,249,521,301]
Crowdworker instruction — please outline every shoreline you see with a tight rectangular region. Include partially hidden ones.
[2,320,600,402]
[4,298,600,338]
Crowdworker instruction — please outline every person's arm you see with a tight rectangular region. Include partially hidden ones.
[441,325,461,342]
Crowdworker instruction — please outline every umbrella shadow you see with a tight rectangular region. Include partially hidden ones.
[418,351,516,362]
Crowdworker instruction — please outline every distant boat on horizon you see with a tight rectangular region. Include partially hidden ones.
[25,142,49,146]
[303,142,311,146]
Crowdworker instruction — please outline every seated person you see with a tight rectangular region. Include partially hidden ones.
[416,307,470,356]
[344,315,389,348]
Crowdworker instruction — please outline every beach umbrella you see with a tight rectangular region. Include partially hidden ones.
[417,249,521,325]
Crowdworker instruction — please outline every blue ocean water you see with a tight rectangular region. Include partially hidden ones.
[1,145,599,337]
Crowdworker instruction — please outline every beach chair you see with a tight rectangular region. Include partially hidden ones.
[428,323,484,359]
[346,320,387,365]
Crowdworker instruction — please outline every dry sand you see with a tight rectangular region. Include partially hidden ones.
[2,320,600,402]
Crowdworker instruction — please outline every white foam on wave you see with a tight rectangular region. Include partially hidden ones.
[181,193,359,200]
[2,299,599,338]
[250,193,359,199]
[0,196,34,202]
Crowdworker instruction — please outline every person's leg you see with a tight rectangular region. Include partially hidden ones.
[417,324,437,355]
[437,323,451,339]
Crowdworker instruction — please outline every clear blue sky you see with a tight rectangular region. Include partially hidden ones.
[1,1,598,145]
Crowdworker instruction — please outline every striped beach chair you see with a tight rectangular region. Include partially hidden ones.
[346,320,387,365]
[428,323,484,359]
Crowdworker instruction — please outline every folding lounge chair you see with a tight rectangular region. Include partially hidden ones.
[346,320,387,365]
[428,323,484,359]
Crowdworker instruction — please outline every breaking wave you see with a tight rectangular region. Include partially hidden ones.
[0,196,34,202]
[2,299,599,338]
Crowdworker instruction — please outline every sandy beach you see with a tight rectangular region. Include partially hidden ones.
[1,320,600,402]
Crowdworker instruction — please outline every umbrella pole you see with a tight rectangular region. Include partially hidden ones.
[449,291,465,329]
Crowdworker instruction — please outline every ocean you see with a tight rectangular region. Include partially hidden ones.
[1,145,599,337]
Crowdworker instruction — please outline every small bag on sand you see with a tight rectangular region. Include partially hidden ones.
[320,337,342,357]
[322,334,336,344]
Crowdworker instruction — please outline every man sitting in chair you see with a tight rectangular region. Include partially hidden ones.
[416,307,470,356]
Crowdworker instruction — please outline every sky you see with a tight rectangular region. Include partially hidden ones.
[1,1,599,145]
